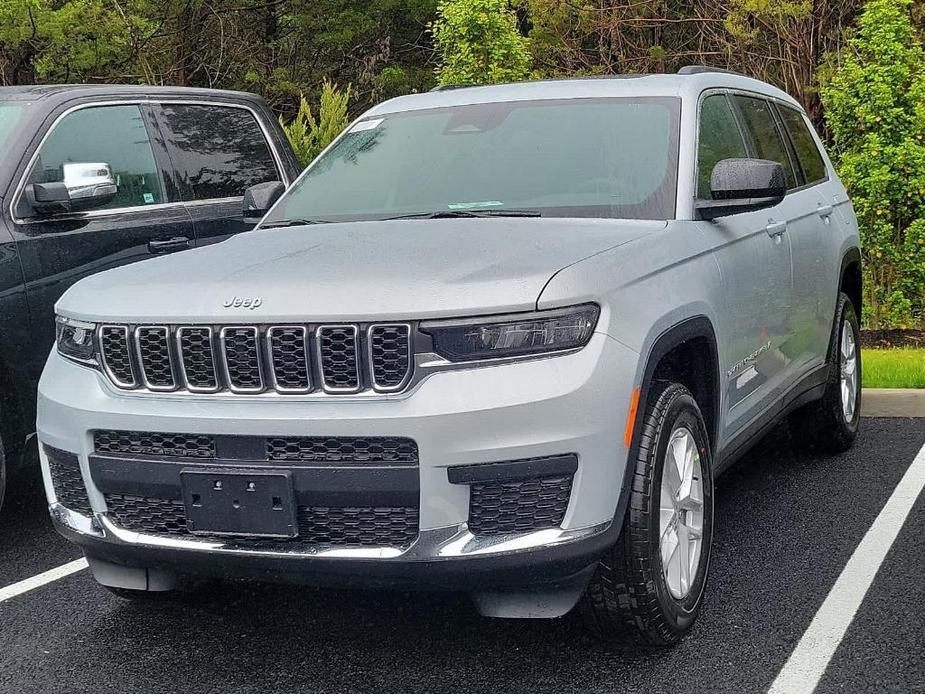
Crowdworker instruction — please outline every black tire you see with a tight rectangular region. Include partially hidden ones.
[789,292,861,453]
[580,382,714,646]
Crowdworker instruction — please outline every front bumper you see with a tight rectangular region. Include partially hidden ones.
[37,331,638,588]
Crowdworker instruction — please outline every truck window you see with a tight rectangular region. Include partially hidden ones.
[25,104,163,211]
[157,104,279,201]
[778,106,828,185]
[696,94,748,199]
[732,95,798,189]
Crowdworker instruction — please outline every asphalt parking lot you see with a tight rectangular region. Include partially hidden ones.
[0,418,922,694]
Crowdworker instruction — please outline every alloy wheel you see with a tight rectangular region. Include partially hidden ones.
[659,426,705,600]
[840,322,859,422]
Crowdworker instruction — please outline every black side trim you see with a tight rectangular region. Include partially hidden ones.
[447,454,578,485]
[715,363,828,473]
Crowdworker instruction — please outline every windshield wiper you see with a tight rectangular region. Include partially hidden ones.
[384,209,542,220]
[259,218,334,229]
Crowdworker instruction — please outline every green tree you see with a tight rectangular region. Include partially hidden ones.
[280,82,351,168]
[820,0,925,328]
[432,0,531,85]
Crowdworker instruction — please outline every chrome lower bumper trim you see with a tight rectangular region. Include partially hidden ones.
[50,503,611,561]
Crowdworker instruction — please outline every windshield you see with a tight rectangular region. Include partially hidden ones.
[0,103,25,155]
[262,96,680,226]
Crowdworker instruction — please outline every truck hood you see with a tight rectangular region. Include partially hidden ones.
[57,218,663,323]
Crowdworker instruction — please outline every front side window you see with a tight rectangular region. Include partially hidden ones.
[778,106,827,185]
[696,94,749,199]
[25,104,162,211]
[158,104,279,201]
[263,97,681,225]
[733,95,798,189]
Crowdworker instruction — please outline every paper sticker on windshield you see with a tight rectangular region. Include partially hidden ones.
[350,118,383,132]
[447,200,504,210]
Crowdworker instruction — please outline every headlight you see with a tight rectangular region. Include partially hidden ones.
[55,316,98,365]
[421,304,599,362]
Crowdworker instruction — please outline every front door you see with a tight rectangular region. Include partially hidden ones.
[153,102,288,247]
[695,92,796,438]
[9,102,194,379]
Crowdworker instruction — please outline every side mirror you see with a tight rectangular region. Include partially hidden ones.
[243,181,285,223]
[26,162,118,216]
[696,158,786,220]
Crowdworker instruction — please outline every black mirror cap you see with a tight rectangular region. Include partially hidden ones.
[697,158,787,220]
[26,182,71,215]
[243,181,285,221]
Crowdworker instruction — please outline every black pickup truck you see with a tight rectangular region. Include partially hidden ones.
[0,85,301,510]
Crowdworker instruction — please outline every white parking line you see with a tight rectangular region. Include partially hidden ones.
[0,558,88,603]
[768,440,925,694]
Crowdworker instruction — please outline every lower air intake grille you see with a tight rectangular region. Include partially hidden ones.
[45,446,93,515]
[104,495,419,548]
[468,474,572,535]
[94,430,216,459]
[266,436,419,464]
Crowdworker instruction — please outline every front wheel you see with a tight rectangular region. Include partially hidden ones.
[790,292,861,453]
[580,382,714,646]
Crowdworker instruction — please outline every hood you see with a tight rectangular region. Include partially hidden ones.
[57,218,663,323]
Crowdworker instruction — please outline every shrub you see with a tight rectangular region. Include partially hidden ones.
[432,0,532,86]
[819,0,925,328]
[280,82,351,168]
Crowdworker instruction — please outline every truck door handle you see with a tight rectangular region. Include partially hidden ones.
[817,204,834,218]
[148,236,191,253]
[765,221,787,238]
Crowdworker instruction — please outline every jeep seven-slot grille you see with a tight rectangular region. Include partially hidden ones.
[97,323,414,395]
[104,495,420,548]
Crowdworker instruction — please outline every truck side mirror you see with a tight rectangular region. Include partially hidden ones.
[26,162,118,216]
[243,181,285,223]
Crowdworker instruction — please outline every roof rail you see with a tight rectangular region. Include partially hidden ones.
[430,83,477,92]
[677,65,747,77]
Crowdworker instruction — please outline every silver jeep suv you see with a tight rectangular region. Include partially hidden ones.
[39,68,861,645]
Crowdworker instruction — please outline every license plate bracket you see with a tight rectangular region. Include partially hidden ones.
[180,469,297,538]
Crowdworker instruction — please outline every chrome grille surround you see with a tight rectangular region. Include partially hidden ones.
[176,327,219,393]
[220,326,264,393]
[266,326,311,393]
[97,322,416,396]
[316,324,361,393]
[368,323,412,392]
[134,326,176,391]
[98,325,137,388]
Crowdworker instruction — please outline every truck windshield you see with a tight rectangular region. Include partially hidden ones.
[0,104,25,153]
[262,96,680,226]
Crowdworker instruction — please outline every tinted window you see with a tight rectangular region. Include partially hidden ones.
[696,95,748,199]
[733,95,797,189]
[27,105,162,210]
[159,105,279,201]
[263,97,681,224]
[778,106,827,184]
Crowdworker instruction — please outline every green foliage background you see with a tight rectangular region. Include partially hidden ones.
[2,0,924,327]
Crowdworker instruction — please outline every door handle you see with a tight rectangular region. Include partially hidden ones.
[148,236,191,253]
[817,204,834,218]
[765,221,787,238]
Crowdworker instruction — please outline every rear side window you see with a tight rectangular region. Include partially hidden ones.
[158,104,279,201]
[778,106,827,185]
[732,95,797,190]
[25,104,162,211]
[696,94,749,199]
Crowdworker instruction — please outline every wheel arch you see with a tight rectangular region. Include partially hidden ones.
[627,315,721,468]
[839,247,862,316]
